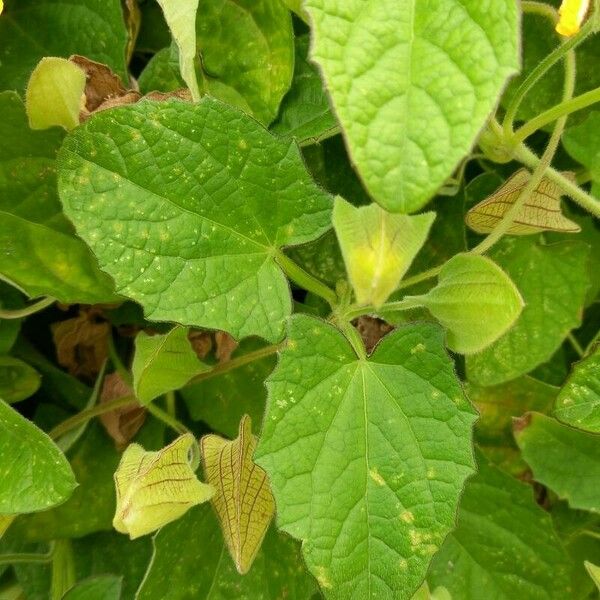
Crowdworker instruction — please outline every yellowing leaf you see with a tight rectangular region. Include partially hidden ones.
[556,0,590,36]
[201,415,275,574]
[465,169,580,235]
[113,433,214,539]
[26,57,86,130]
[333,196,435,307]
[585,561,600,591]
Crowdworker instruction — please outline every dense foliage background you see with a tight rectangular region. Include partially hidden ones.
[0,0,599,598]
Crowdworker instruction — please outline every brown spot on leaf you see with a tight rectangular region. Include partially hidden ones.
[512,413,532,434]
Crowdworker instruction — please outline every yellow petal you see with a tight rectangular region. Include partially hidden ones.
[201,415,275,574]
[113,433,214,539]
[556,0,590,36]
[465,169,581,235]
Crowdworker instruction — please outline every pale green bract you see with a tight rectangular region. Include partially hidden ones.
[256,315,476,599]
[404,254,524,354]
[304,0,519,212]
[132,326,209,405]
[428,455,572,599]
[554,345,600,433]
[0,399,77,514]
[155,0,201,100]
[0,355,41,404]
[333,196,435,306]
[26,57,86,131]
[57,98,332,342]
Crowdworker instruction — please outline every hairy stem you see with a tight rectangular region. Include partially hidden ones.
[147,401,189,435]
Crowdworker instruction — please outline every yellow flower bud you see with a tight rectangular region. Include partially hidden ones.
[556,0,590,36]
[113,433,214,539]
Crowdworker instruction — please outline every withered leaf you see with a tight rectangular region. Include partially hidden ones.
[188,330,213,360]
[70,55,128,112]
[52,308,110,379]
[214,331,239,363]
[466,169,581,235]
[201,415,275,574]
[99,373,145,450]
[355,316,394,354]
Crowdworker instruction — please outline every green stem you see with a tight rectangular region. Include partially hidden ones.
[276,252,338,307]
[513,85,600,143]
[0,296,55,319]
[107,332,132,385]
[581,529,600,541]
[568,332,585,358]
[339,321,367,360]
[49,395,137,440]
[0,551,54,566]
[51,540,74,600]
[585,330,600,356]
[396,265,442,291]
[521,1,558,22]
[473,48,576,255]
[513,144,600,217]
[187,344,281,386]
[503,18,594,137]
[146,402,188,435]
[165,390,176,418]
[343,298,419,321]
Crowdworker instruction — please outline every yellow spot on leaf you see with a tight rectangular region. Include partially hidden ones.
[369,467,386,486]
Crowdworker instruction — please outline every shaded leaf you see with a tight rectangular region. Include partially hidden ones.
[404,254,524,354]
[0,0,128,92]
[201,415,275,574]
[333,196,435,306]
[467,238,590,386]
[62,575,122,600]
[25,57,86,131]
[465,169,580,235]
[0,356,41,404]
[515,412,600,513]
[132,326,209,405]
[58,98,332,342]
[304,0,519,212]
[563,111,600,183]
[136,504,317,599]
[428,454,572,599]
[0,400,76,514]
[256,315,476,599]
[113,433,214,539]
[554,345,600,432]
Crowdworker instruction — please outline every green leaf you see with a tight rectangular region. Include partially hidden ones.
[271,34,337,144]
[563,111,600,183]
[405,254,524,355]
[515,412,600,513]
[0,92,118,304]
[255,315,476,598]
[201,415,275,574]
[132,326,209,405]
[195,0,294,124]
[428,455,571,599]
[155,0,201,100]
[138,48,183,95]
[62,575,122,600]
[333,197,435,306]
[182,338,276,438]
[554,345,600,433]
[136,504,317,599]
[0,0,128,93]
[58,98,332,342]
[304,0,519,212]
[467,238,590,386]
[25,57,86,131]
[0,400,76,514]
[0,356,41,404]
[585,561,600,592]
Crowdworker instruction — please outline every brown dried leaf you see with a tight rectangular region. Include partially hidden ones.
[188,330,213,360]
[122,0,141,61]
[99,373,145,449]
[70,55,128,112]
[144,89,193,102]
[466,169,581,235]
[355,316,394,354]
[52,308,110,379]
[215,331,238,363]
